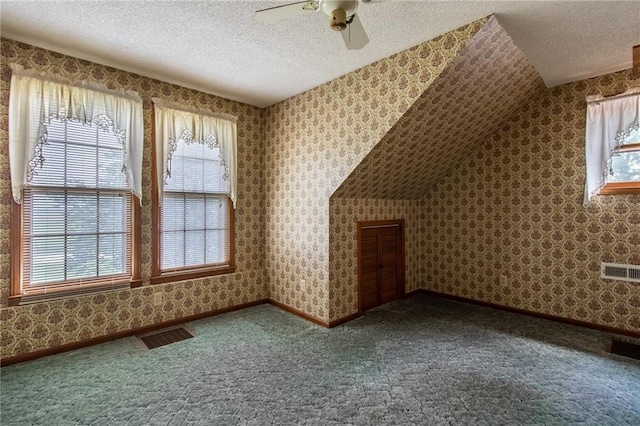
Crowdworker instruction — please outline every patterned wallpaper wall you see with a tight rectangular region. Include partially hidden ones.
[264,19,488,322]
[0,40,267,359]
[328,199,421,320]
[333,17,544,199]
[326,18,544,321]
[5,15,635,361]
[420,69,640,333]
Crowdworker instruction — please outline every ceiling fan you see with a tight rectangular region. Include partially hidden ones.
[255,0,383,50]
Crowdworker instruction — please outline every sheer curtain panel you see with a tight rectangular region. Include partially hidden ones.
[8,63,144,204]
[584,88,640,206]
[152,99,237,208]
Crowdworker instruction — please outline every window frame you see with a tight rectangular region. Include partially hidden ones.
[150,120,235,285]
[10,190,141,307]
[599,142,640,195]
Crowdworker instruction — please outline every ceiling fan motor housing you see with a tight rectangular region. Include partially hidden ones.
[320,0,358,31]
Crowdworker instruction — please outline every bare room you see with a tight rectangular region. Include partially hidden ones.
[1,1,639,424]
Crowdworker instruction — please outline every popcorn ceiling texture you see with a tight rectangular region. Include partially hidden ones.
[0,39,267,360]
[264,18,489,323]
[421,69,640,332]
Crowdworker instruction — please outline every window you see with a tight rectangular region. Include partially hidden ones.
[9,64,143,305]
[599,125,640,194]
[584,89,640,206]
[23,117,133,288]
[152,100,237,284]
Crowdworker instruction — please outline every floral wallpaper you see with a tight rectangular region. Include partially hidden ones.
[4,13,636,362]
[327,17,545,321]
[264,18,489,322]
[421,69,640,333]
[328,198,421,320]
[333,17,544,200]
[0,39,267,360]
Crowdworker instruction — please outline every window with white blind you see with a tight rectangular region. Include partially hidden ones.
[157,136,233,279]
[151,100,236,284]
[20,117,133,297]
[8,65,143,304]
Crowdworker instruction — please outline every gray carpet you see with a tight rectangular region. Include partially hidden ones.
[1,295,639,425]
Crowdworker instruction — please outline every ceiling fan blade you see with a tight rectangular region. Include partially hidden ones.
[341,13,369,50]
[255,1,319,23]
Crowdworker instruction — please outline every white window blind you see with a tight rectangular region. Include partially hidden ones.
[22,117,131,294]
[161,138,230,270]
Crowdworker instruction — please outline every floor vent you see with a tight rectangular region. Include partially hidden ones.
[139,327,194,350]
[610,339,640,360]
[601,262,640,283]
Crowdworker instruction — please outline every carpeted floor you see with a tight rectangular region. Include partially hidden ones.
[1,295,639,425]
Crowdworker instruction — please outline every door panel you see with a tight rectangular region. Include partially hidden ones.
[379,227,399,304]
[360,229,379,311]
[358,222,403,313]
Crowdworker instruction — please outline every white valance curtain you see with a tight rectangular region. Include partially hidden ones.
[8,63,144,204]
[584,88,640,207]
[152,98,238,208]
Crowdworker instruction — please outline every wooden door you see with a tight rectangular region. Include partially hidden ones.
[360,228,380,312]
[357,220,405,313]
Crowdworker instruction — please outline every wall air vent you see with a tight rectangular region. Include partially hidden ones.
[601,262,640,283]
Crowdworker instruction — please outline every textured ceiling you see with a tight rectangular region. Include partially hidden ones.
[1,1,638,108]
[333,16,545,199]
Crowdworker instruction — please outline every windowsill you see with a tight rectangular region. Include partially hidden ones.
[599,181,640,195]
[8,278,141,306]
[150,264,236,285]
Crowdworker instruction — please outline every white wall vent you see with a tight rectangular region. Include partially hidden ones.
[601,263,640,283]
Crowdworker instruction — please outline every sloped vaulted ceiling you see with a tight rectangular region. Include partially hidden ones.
[333,16,545,200]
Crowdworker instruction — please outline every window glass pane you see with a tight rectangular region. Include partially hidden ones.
[160,136,229,271]
[609,151,640,182]
[99,234,126,275]
[205,230,226,264]
[164,157,184,191]
[162,195,184,231]
[45,119,66,141]
[67,120,98,146]
[624,127,640,144]
[206,196,227,229]
[203,159,228,193]
[66,144,98,188]
[31,191,65,236]
[182,158,205,192]
[66,193,98,234]
[66,235,98,280]
[162,231,184,269]
[185,196,205,230]
[97,125,123,149]
[185,231,205,266]
[31,141,66,186]
[33,118,126,190]
[25,115,130,288]
[31,236,65,284]
[98,148,127,188]
[99,193,127,233]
